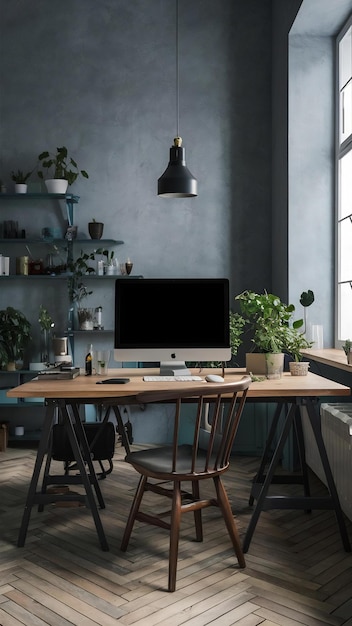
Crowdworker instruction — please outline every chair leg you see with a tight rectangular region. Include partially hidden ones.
[213,476,246,568]
[121,474,147,551]
[192,481,203,541]
[168,480,182,592]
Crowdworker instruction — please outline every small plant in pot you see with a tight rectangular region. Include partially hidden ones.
[343,339,352,364]
[0,307,31,370]
[37,146,89,194]
[11,168,32,193]
[285,327,313,376]
[68,250,95,330]
[88,218,104,240]
[235,290,302,378]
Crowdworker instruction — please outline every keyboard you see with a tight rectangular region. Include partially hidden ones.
[143,375,203,382]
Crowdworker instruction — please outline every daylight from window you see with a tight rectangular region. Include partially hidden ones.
[337,19,352,341]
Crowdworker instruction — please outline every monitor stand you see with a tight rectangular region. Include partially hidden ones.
[159,361,191,376]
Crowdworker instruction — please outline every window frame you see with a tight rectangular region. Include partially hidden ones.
[335,14,352,347]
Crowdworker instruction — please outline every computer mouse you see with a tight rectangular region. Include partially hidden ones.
[205,374,225,383]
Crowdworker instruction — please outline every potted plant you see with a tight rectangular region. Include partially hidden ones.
[88,218,104,240]
[285,327,313,375]
[300,289,315,334]
[37,146,89,194]
[0,307,31,371]
[342,339,352,365]
[11,169,32,193]
[68,250,95,330]
[235,290,302,378]
[38,305,55,364]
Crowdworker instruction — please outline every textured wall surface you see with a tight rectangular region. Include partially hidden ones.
[0,0,272,293]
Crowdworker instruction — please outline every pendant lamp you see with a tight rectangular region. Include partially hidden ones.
[157,0,197,198]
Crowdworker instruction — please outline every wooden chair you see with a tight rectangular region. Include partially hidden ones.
[120,375,252,592]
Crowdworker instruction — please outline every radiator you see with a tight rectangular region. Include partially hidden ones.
[301,403,352,522]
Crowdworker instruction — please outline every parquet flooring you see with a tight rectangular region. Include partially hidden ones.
[0,442,352,626]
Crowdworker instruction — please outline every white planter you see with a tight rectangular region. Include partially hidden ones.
[15,183,27,193]
[289,361,310,376]
[45,179,68,194]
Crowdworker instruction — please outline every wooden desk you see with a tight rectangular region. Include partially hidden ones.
[302,348,352,372]
[8,368,352,554]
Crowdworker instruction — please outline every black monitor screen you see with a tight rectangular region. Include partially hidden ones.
[114,277,230,368]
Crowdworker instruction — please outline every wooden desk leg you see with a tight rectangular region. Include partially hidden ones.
[304,399,351,552]
[17,403,56,547]
[243,403,296,553]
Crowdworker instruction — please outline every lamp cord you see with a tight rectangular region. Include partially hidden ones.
[176,0,179,139]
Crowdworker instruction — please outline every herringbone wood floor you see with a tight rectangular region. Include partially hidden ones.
[0,442,352,626]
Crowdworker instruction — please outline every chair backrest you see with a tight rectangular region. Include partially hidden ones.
[135,375,252,476]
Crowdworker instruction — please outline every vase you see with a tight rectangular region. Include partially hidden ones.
[88,222,104,239]
[265,353,284,379]
[77,307,95,330]
[40,328,52,364]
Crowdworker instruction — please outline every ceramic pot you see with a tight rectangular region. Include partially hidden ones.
[88,222,104,239]
[289,361,310,376]
[45,179,68,194]
[14,183,27,193]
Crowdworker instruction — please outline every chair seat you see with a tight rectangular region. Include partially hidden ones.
[126,444,214,476]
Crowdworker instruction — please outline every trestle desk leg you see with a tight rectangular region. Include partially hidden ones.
[243,403,296,553]
[61,403,109,551]
[17,403,56,547]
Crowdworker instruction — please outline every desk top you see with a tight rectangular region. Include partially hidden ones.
[7,367,351,400]
[302,348,352,373]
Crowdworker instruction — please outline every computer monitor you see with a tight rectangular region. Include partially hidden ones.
[114,277,231,375]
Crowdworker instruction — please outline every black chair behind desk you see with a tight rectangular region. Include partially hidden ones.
[52,406,116,479]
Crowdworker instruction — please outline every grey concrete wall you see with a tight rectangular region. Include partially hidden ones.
[0,0,274,369]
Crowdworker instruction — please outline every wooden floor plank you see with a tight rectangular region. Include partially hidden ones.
[0,445,351,626]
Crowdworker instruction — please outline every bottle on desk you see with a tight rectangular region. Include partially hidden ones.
[85,344,94,376]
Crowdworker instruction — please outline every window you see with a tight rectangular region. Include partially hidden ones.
[337,17,352,342]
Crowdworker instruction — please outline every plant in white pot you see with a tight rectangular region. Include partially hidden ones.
[235,290,301,378]
[0,307,31,371]
[68,250,95,330]
[37,146,89,194]
[11,168,32,193]
[285,327,313,376]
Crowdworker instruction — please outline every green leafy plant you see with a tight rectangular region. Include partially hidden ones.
[38,305,54,331]
[0,307,31,368]
[343,339,352,355]
[285,327,313,362]
[11,169,32,183]
[37,146,89,186]
[300,289,315,333]
[235,290,303,354]
[67,247,112,304]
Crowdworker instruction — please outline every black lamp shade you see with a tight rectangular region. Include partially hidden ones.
[158,143,197,198]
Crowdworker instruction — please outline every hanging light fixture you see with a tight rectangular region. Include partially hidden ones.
[157,0,197,198]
